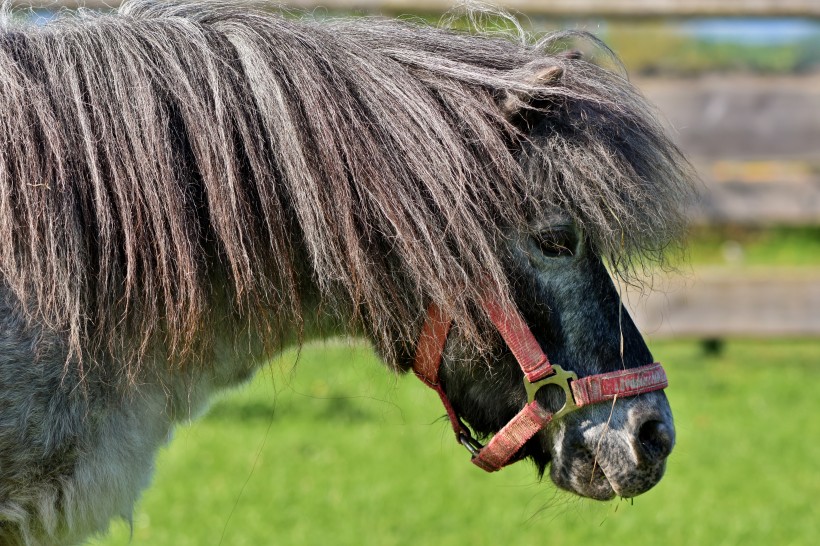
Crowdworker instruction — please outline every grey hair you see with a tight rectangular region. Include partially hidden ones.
[0,0,692,373]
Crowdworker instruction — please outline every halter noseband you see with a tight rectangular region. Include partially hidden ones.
[412,298,668,472]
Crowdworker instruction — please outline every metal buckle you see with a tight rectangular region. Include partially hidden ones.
[523,365,580,420]
[458,431,484,458]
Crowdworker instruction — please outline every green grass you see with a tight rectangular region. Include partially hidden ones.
[427,17,820,76]
[678,226,820,267]
[89,338,820,546]
[604,25,811,76]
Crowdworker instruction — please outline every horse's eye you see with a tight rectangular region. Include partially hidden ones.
[535,228,577,258]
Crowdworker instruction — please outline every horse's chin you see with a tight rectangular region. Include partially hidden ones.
[528,448,618,500]
[547,450,618,500]
[548,455,669,500]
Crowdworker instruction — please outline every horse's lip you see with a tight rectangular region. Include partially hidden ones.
[547,454,617,501]
[584,462,618,500]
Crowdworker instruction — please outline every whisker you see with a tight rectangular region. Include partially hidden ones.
[590,394,618,485]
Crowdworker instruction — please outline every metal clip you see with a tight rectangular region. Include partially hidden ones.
[523,365,580,420]
[458,431,484,458]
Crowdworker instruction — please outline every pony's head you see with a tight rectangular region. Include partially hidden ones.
[433,214,676,499]
[348,26,691,500]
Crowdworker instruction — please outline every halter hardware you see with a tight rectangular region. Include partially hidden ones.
[523,365,579,420]
[458,432,484,458]
[412,297,669,472]
[453,364,584,463]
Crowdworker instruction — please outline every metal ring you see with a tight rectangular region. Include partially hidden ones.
[458,432,484,458]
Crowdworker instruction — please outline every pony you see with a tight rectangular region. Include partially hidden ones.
[0,1,692,544]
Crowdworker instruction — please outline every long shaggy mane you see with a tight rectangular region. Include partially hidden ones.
[0,0,692,371]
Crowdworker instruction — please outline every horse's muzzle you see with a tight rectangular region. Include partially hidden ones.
[547,390,675,500]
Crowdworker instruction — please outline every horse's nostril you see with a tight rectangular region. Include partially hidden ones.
[636,419,674,462]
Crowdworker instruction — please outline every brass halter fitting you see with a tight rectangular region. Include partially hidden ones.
[522,365,579,420]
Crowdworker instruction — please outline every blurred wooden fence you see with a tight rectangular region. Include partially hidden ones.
[626,269,820,339]
[13,0,820,17]
[639,76,820,226]
[633,76,819,340]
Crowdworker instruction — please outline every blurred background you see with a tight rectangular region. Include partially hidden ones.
[17,0,816,545]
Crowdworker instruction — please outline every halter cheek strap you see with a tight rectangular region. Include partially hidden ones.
[413,300,668,472]
[413,304,466,437]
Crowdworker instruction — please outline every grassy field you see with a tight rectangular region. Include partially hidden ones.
[89,337,819,546]
[682,226,820,267]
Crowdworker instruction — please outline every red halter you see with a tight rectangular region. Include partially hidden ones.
[412,298,668,472]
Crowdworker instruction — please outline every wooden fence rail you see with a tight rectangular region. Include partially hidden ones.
[626,269,820,339]
[638,76,820,226]
[12,0,820,18]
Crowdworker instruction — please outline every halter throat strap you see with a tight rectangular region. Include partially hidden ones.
[412,300,668,472]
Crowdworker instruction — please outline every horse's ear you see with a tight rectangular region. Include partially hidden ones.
[500,61,565,127]
[530,65,564,85]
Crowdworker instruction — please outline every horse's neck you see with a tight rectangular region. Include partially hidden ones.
[198,275,356,386]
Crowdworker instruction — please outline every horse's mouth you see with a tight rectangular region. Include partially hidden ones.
[583,460,618,500]
[547,445,618,500]
[549,452,668,501]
